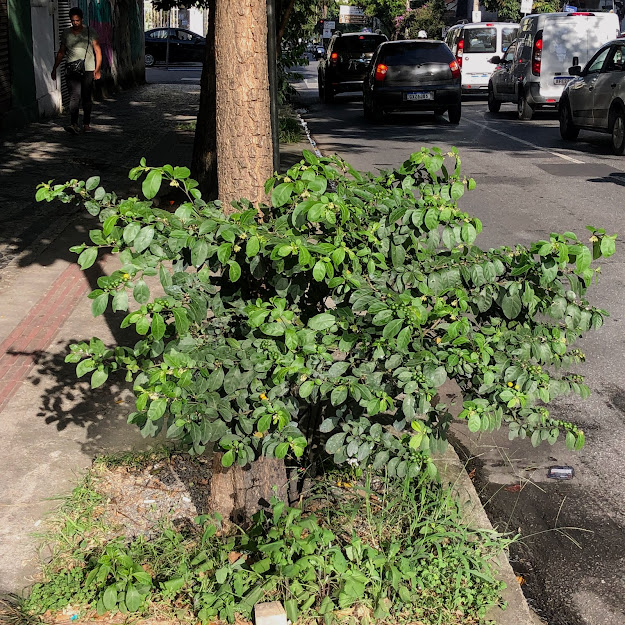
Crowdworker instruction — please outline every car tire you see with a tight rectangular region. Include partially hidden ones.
[518,91,533,120]
[364,94,383,123]
[434,107,446,116]
[610,107,625,155]
[559,98,579,141]
[145,53,155,67]
[487,86,501,113]
[323,83,335,104]
[448,104,461,124]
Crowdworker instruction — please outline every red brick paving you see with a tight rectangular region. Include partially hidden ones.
[0,262,89,413]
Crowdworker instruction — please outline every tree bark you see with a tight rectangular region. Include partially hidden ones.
[209,454,288,527]
[191,0,218,200]
[214,0,274,211]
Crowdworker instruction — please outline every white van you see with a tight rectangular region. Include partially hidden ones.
[488,11,620,119]
[445,21,518,93]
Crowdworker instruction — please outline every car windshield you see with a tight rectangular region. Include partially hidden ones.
[333,35,386,54]
[464,28,497,53]
[380,43,453,65]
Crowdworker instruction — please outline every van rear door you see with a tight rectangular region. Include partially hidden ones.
[541,13,619,100]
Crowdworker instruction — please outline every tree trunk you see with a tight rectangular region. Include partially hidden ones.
[214,0,274,211]
[209,454,288,527]
[191,0,218,200]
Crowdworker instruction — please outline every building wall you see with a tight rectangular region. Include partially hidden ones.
[31,3,62,118]
[3,0,38,130]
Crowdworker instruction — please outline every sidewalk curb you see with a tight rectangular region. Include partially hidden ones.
[435,445,543,625]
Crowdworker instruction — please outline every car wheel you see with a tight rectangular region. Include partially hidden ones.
[518,91,533,120]
[145,53,155,67]
[448,104,461,124]
[559,98,579,141]
[364,94,383,123]
[487,86,501,113]
[610,107,625,155]
[434,107,446,116]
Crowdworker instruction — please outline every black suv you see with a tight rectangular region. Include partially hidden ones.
[318,32,387,103]
[363,40,462,124]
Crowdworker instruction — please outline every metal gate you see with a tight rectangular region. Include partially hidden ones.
[0,0,10,115]
[58,0,72,108]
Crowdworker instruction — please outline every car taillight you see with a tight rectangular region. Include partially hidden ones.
[374,63,388,81]
[532,34,542,76]
[456,38,464,68]
[449,59,461,79]
[330,52,338,64]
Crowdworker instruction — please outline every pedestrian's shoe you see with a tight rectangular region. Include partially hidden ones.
[83,125,92,133]
[64,124,80,135]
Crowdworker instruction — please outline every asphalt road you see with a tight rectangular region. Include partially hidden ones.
[146,64,202,85]
[294,63,625,625]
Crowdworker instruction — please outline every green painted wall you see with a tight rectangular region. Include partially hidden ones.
[3,0,37,130]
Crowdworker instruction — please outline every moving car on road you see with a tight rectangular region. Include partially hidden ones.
[362,39,462,124]
[144,28,206,67]
[445,21,518,93]
[560,39,625,154]
[487,11,619,120]
[318,31,387,103]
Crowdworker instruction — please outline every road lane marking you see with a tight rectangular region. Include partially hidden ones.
[463,117,585,164]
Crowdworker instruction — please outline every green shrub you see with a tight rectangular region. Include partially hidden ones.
[36,148,615,475]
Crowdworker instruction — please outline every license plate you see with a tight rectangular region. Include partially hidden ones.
[406,92,433,101]
[469,73,489,78]
[553,76,573,85]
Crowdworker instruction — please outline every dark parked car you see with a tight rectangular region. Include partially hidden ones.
[144,28,205,66]
[318,32,387,103]
[560,39,625,154]
[362,39,462,123]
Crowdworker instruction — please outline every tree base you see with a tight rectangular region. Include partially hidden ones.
[209,454,288,527]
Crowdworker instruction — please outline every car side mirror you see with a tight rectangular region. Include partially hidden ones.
[568,65,582,76]
[489,55,501,64]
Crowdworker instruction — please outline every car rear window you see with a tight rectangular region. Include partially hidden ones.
[464,28,497,53]
[379,42,454,66]
[333,35,386,54]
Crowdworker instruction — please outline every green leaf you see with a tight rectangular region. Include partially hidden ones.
[300,380,315,398]
[246,236,260,257]
[78,247,98,270]
[272,182,294,207]
[134,226,155,253]
[382,319,403,339]
[86,176,100,191]
[397,326,412,349]
[112,290,129,312]
[308,313,335,331]
[285,327,298,351]
[133,280,150,304]
[102,584,118,611]
[467,413,481,432]
[173,308,190,335]
[325,432,346,454]
[142,169,162,200]
[451,181,465,200]
[92,292,109,317]
[222,450,235,467]
[228,260,242,282]
[285,599,299,623]
[601,235,616,257]
[76,358,96,378]
[124,582,143,612]
[91,369,108,389]
[576,245,592,272]
[148,398,167,420]
[331,385,348,406]
[151,313,166,340]
[275,442,289,459]
[313,260,326,281]
[502,292,522,319]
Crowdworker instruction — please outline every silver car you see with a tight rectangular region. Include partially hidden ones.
[560,39,625,154]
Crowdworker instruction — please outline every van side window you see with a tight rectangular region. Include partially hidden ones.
[586,47,611,74]
[501,27,517,51]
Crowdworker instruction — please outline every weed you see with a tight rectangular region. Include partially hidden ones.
[21,461,510,625]
[279,113,303,144]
